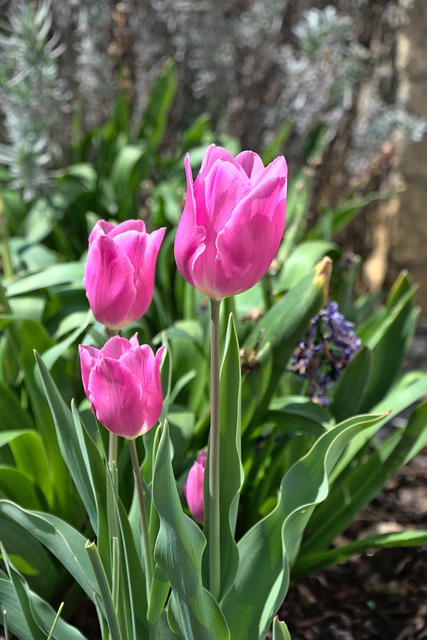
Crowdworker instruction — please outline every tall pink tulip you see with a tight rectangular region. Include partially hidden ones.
[184,450,207,524]
[84,219,166,330]
[174,144,287,300]
[79,335,165,439]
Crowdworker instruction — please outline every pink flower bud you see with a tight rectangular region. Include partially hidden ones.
[83,219,166,330]
[184,450,207,524]
[79,335,165,439]
[174,145,287,300]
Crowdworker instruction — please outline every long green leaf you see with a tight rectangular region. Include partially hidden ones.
[293,530,427,578]
[0,501,99,603]
[220,412,386,640]
[86,541,122,640]
[330,346,373,422]
[272,616,292,640]
[0,573,89,640]
[332,371,427,479]
[1,543,46,640]
[5,262,84,297]
[0,517,59,600]
[360,286,418,411]
[152,424,230,640]
[35,352,98,531]
[0,380,35,432]
[242,258,330,431]
[300,401,427,556]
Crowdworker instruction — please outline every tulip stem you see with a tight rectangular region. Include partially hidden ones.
[208,298,221,600]
[128,439,153,599]
[108,432,118,469]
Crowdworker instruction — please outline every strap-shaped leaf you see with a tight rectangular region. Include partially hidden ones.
[35,352,99,531]
[0,501,98,603]
[300,401,427,556]
[242,259,330,431]
[152,424,230,640]
[221,412,386,640]
[272,616,292,640]
[330,345,373,422]
[0,571,88,640]
[294,529,427,578]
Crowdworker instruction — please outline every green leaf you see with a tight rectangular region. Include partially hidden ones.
[110,143,146,210]
[138,59,177,151]
[360,286,418,410]
[8,430,51,500]
[0,501,99,603]
[0,467,42,510]
[275,240,338,291]
[1,543,46,640]
[152,424,230,640]
[35,352,99,531]
[0,517,59,600]
[0,380,34,432]
[40,311,91,370]
[86,541,122,640]
[242,258,330,431]
[332,371,427,479]
[266,396,330,437]
[294,530,427,578]
[272,616,292,640]
[220,412,386,640]
[0,571,89,640]
[300,401,427,557]
[5,262,84,297]
[329,346,373,422]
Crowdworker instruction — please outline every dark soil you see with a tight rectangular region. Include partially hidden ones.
[277,448,427,640]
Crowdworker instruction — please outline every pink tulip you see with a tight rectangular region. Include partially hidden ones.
[174,145,287,300]
[79,335,165,439]
[184,450,207,524]
[83,219,166,330]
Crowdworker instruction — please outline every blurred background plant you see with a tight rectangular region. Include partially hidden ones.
[0,0,426,638]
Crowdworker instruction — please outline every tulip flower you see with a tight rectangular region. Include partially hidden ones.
[83,219,166,330]
[184,450,207,524]
[174,144,287,300]
[79,334,165,439]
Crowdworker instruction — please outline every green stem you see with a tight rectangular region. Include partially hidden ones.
[128,439,153,599]
[208,298,221,599]
[109,432,119,470]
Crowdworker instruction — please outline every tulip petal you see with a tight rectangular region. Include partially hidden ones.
[79,344,101,399]
[204,159,250,235]
[142,345,165,432]
[88,220,116,244]
[88,357,145,438]
[184,450,206,524]
[101,335,134,360]
[132,227,166,319]
[215,174,287,295]
[174,155,207,289]
[235,150,265,182]
[199,144,238,178]
[84,234,137,329]
[108,219,146,238]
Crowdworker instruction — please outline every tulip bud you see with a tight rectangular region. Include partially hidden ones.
[184,450,207,524]
[174,145,287,300]
[83,219,166,330]
[79,335,165,439]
